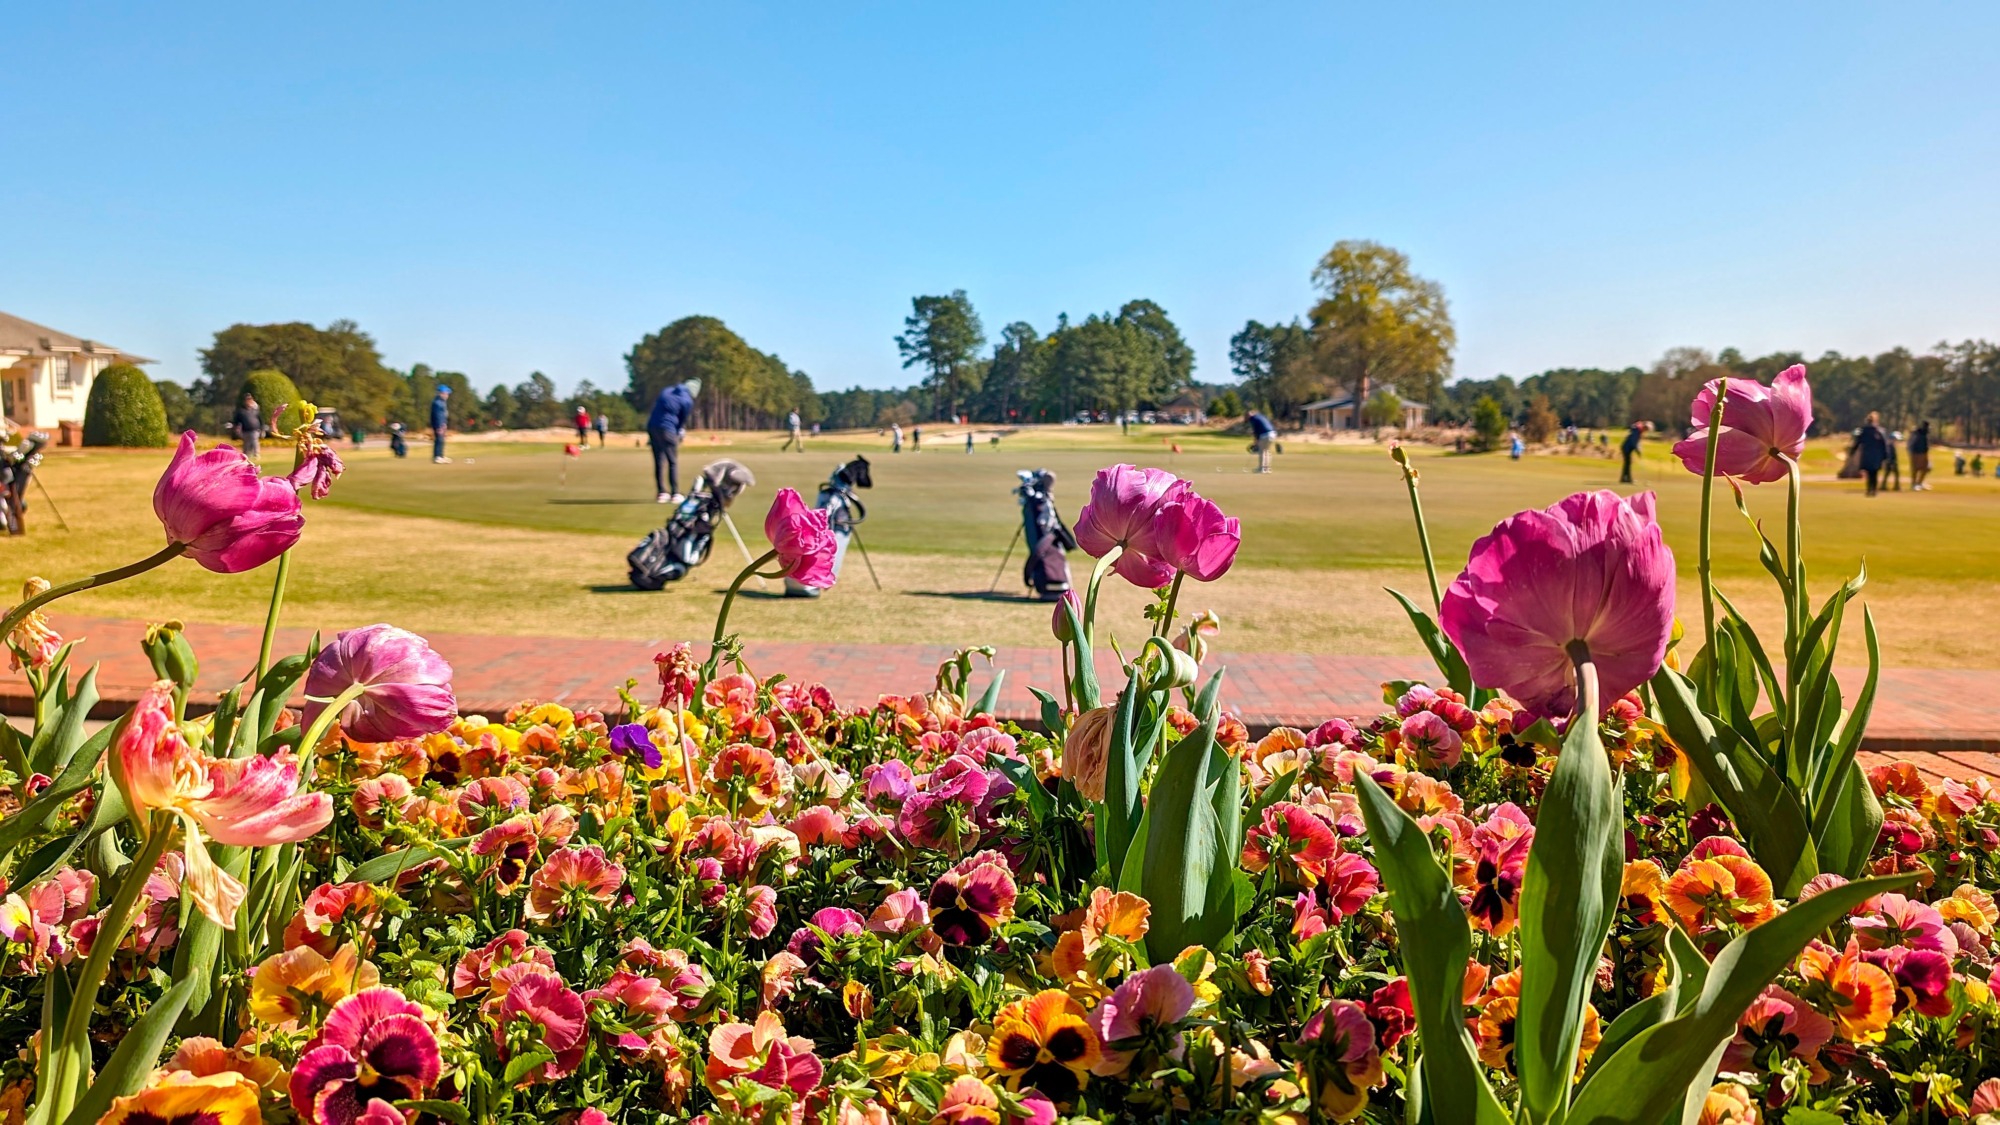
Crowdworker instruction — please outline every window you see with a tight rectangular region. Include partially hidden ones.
[49,356,72,387]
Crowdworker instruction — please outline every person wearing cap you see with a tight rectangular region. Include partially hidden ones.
[647,377,700,502]
[430,384,452,463]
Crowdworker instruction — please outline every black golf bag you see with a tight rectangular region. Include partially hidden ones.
[387,423,408,458]
[628,459,756,589]
[0,430,49,536]
[785,457,873,598]
[1016,469,1075,601]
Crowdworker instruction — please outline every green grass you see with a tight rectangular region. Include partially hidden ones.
[5,426,1998,665]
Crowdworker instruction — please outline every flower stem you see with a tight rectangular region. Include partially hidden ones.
[1155,571,1186,639]
[1393,447,1443,612]
[1698,382,1727,693]
[0,543,188,646]
[295,682,370,759]
[709,549,779,666]
[43,813,173,1122]
[252,550,292,687]
[1081,545,1124,646]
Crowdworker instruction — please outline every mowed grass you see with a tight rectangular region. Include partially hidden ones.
[6,425,2000,665]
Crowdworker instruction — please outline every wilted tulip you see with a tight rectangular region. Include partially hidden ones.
[153,431,304,573]
[764,488,838,589]
[1671,364,1814,485]
[303,624,458,743]
[1064,705,1116,801]
[1440,490,1676,721]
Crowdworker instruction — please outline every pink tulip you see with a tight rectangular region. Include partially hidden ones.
[1153,484,1241,582]
[1050,588,1083,641]
[303,625,458,743]
[113,682,333,926]
[1073,464,1178,588]
[1440,490,1676,721]
[1671,364,1813,484]
[153,431,305,572]
[764,488,838,588]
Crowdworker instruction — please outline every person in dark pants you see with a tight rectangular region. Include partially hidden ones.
[1853,411,1890,496]
[430,385,451,463]
[1909,420,1933,490]
[1247,410,1276,473]
[593,412,608,448]
[1619,421,1646,483]
[647,377,699,502]
[232,394,262,458]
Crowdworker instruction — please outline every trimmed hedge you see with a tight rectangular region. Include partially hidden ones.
[82,364,171,447]
[238,368,313,436]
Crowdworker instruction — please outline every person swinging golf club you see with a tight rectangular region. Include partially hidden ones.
[648,377,700,503]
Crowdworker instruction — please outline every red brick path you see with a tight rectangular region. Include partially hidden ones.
[15,615,1996,785]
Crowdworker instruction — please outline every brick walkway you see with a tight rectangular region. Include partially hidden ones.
[12,615,1997,785]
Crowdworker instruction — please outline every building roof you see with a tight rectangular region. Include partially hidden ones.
[0,311,155,364]
[1301,393,1428,410]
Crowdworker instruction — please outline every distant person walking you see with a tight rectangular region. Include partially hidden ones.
[965,430,975,454]
[592,411,608,448]
[912,426,923,452]
[1909,420,1932,490]
[1510,432,1525,460]
[1620,421,1646,483]
[781,410,804,452]
[1852,411,1890,496]
[1248,410,1276,473]
[430,385,452,463]
[891,422,903,452]
[648,378,699,502]
[232,394,263,458]
[574,405,591,445]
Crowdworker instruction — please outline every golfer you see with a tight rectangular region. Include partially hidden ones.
[1910,420,1932,490]
[1620,421,1646,483]
[574,405,591,445]
[430,385,451,463]
[781,409,804,452]
[233,393,262,458]
[648,378,699,502]
[1247,410,1276,473]
[891,422,903,452]
[1852,411,1890,496]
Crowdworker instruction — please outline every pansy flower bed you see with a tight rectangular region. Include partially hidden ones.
[3,374,2000,1124]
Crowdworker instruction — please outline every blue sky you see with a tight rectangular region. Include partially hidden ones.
[6,3,1997,395]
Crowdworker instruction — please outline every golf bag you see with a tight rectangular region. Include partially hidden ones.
[786,457,872,597]
[627,459,756,590]
[0,430,49,536]
[387,422,408,458]
[1016,468,1075,601]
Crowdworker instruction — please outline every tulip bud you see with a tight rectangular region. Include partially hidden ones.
[1174,610,1221,665]
[1050,588,1083,643]
[142,620,199,697]
[1064,705,1115,802]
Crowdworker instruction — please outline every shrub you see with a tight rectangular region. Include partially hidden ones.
[1470,394,1507,450]
[152,379,200,433]
[1523,392,1560,444]
[1363,387,1404,428]
[81,364,171,447]
[238,368,313,434]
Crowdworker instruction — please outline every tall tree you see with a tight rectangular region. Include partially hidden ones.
[978,322,1041,422]
[1229,319,1318,420]
[1115,299,1195,390]
[199,320,405,427]
[896,291,985,421]
[626,315,807,430]
[1307,241,1455,429]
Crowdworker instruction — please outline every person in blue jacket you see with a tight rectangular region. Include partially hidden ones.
[648,378,701,502]
[1247,410,1277,473]
[429,385,452,463]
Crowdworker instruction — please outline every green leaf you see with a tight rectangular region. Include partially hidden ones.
[0,719,29,783]
[1514,672,1623,1124]
[1566,874,1912,1125]
[1810,607,1879,824]
[1101,682,1144,886]
[993,755,1051,824]
[58,970,202,1125]
[1247,770,1298,822]
[971,671,1006,717]
[1728,483,1791,599]
[502,1047,556,1086]
[1386,588,1474,698]
[1353,772,1511,1125]
[1028,685,1066,739]
[1812,761,1883,881]
[397,1101,472,1125]
[1136,673,1234,963]
[1715,591,1783,715]
[0,721,114,860]
[26,667,98,778]
[1651,666,1819,896]
[1062,598,1099,709]
[346,843,457,885]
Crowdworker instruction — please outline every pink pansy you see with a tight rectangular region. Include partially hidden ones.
[705,1010,824,1099]
[1073,463,1180,588]
[1972,1078,2000,1116]
[1398,710,1463,770]
[1152,482,1241,581]
[1242,802,1341,888]
[927,850,1018,946]
[492,965,587,1083]
[152,430,304,572]
[1322,851,1382,920]
[1865,945,1955,1017]
[112,681,332,927]
[786,906,867,966]
[451,929,554,998]
[765,488,838,588]
[1672,365,1814,485]
[288,987,442,1125]
[1089,963,1196,1077]
[1850,893,1954,954]
[303,624,457,743]
[741,884,779,939]
[1724,985,1833,1073]
[790,804,852,846]
[1440,490,1676,721]
[524,846,625,922]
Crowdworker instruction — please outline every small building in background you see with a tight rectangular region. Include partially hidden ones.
[0,311,155,433]
[1302,388,1428,431]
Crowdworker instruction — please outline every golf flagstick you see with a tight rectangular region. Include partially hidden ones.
[720,511,768,589]
[849,527,883,590]
[988,525,1022,592]
[32,476,69,531]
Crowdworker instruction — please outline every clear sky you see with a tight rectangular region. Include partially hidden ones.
[6,2,1997,395]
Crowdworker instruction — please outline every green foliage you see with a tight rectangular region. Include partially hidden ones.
[1470,395,1508,451]
[896,291,986,421]
[396,365,478,430]
[1523,392,1560,443]
[1229,318,1317,420]
[1362,387,1403,428]
[81,364,170,447]
[626,315,814,430]
[240,369,312,435]
[200,320,403,428]
[1210,388,1243,418]
[1309,240,1456,420]
[152,379,200,434]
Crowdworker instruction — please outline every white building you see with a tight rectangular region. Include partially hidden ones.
[0,311,155,431]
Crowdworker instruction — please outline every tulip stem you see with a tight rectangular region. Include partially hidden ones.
[1570,651,1601,727]
[1155,571,1185,639]
[1082,546,1123,646]
[253,550,292,686]
[1393,447,1443,612]
[0,543,187,648]
[710,549,780,665]
[42,812,173,1122]
[295,682,370,760]
[1698,382,1727,693]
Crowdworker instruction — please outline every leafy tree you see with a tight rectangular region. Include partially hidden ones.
[240,369,312,435]
[482,384,518,429]
[625,316,809,430]
[152,380,200,434]
[1363,388,1405,429]
[1115,299,1195,389]
[896,291,985,421]
[82,365,170,447]
[397,365,479,430]
[1228,319,1318,420]
[199,320,403,427]
[1470,395,1508,452]
[975,322,1040,422]
[1522,393,1559,444]
[511,371,563,429]
[1211,388,1243,418]
[1308,241,1455,427]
